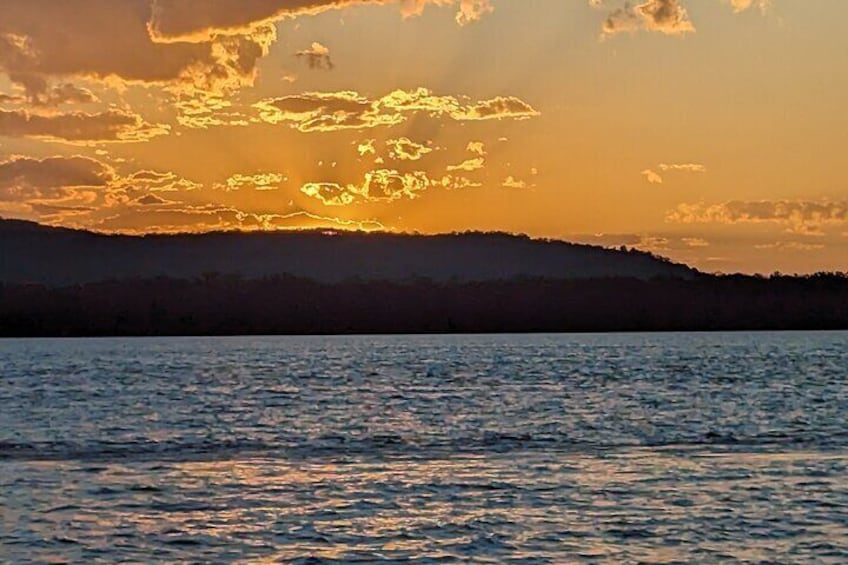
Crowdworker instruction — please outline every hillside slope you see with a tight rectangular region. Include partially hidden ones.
[0,219,698,285]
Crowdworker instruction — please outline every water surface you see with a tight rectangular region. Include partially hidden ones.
[2,332,847,562]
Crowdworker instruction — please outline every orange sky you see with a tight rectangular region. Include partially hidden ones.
[1,0,846,274]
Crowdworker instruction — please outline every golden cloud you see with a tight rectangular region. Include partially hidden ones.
[0,82,99,107]
[453,96,540,121]
[667,200,848,235]
[0,155,114,202]
[466,141,486,156]
[90,205,383,234]
[0,153,210,228]
[386,137,433,161]
[357,139,377,156]
[254,87,539,133]
[116,169,202,193]
[0,2,274,98]
[0,108,169,143]
[220,172,288,191]
[0,0,493,103]
[301,168,433,206]
[502,176,528,189]
[447,157,485,172]
[176,95,251,129]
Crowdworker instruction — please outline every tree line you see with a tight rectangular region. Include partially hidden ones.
[1,272,847,336]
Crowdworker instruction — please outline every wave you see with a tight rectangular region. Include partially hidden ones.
[2,429,846,463]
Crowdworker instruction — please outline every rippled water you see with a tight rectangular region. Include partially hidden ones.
[2,332,847,563]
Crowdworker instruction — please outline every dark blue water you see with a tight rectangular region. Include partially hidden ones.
[2,333,847,563]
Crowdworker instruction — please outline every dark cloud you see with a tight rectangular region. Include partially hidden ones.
[598,0,695,36]
[0,154,114,201]
[295,42,334,70]
[0,108,167,142]
[1,0,489,99]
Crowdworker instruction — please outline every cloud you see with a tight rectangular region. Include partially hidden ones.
[295,41,334,70]
[301,168,433,206]
[38,83,99,106]
[502,176,528,189]
[376,87,462,115]
[754,241,825,252]
[641,169,663,184]
[454,0,495,26]
[730,0,770,13]
[255,87,539,133]
[454,96,541,121]
[0,154,114,202]
[593,0,768,36]
[220,172,288,191]
[386,137,433,161]
[92,204,384,234]
[597,0,695,36]
[572,232,714,255]
[176,95,251,129]
[0,2,276,99]
[0,154,208,227]
[0,108,169,142]
[254,90,402,133]
[115,169,202,192]
[0,92,25,104]
[447,157,484,172]
[26,202,96,217]
[439,174,481,190]
[133,193,172,206]
[667,200,848,235]
[0,83,98,107]
[682,237,710,247]
[571,232,645,247]
[643,162,705,183]
[90,204,252,234]
[0,0,493,102]
[466,141,486,156]
[659,162,706,173]
[300,164,493,205]
[357,139,376,156]
[148,0,493,42]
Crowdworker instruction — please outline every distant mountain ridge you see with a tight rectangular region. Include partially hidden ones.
[0,218,698,286]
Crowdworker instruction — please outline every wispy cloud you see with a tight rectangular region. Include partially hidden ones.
[219,173,288,191]
[668,200,848,235]
[642,162,705,184]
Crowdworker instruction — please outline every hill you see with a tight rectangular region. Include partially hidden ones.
[0,219,697,286]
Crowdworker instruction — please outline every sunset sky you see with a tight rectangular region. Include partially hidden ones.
[1,0,846,274]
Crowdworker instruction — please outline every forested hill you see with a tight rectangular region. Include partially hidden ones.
[0,219,697,285]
